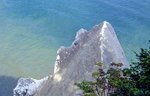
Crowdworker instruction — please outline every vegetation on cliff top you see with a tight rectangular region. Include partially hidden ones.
[76,41,150,96]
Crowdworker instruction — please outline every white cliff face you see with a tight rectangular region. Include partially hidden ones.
[54,28,88,74]
[13,21,129,96]
[13,76,49,96]
[99,21,129,68]
[35,21,129,96]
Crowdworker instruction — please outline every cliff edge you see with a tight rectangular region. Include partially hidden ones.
[14,21,129,96]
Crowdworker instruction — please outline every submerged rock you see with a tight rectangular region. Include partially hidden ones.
[13,21,129,96]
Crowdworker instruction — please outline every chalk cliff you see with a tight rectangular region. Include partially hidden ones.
[13,21,129,96]
[13,76,49,96]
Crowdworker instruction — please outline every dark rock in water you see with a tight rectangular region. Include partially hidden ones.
[13,21,129,96]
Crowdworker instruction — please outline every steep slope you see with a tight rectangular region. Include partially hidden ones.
[35,21,129,96]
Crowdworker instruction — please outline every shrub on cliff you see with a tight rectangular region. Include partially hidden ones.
[129,41,150,95]
[76,62,136,96]
[76,41,150,96]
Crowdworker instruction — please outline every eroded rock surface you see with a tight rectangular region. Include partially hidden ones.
[13,76,49,96]
[35,21,129,96]
[13,21,129,96]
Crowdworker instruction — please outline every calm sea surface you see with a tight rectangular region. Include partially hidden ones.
[0,0,150,83]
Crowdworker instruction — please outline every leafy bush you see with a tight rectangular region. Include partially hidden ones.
[76,41,150,96]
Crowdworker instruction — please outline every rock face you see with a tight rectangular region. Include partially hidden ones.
[13,21,129,96]
[13,76,49,96]
[36,21,129,96]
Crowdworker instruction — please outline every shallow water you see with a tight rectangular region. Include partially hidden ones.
[0,0,150,80]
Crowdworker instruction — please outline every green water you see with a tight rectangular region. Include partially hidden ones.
[0,0,150,79]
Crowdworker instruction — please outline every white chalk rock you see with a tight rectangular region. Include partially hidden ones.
[13,76,49,96]
[36,21,129,96]
[13,21,129,96]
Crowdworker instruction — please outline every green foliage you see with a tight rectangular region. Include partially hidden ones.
[92,72,100,77]
[76,41,150,96]
[75,81,95,93]
[76,62,126,96]
[95,62,103,67]
[85,93,97,96]
[129,41,150,95]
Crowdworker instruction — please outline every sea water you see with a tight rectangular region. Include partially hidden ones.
[0,0,150,91]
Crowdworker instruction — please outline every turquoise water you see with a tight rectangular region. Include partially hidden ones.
[0,0,150,79]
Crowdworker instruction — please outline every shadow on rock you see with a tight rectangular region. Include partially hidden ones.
[0,76,18,96]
